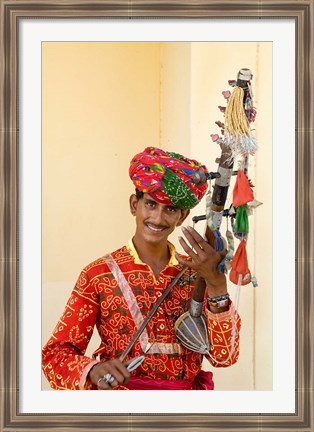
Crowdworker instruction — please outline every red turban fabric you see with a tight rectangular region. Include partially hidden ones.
[129,147,208,210]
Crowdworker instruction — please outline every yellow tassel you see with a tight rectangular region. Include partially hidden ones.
[224,86,250,142]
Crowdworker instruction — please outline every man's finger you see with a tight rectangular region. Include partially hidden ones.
[110,359,131,382]
[185,225,205,242]
[97,376,113,390]
[175,251,195,268]
[182,226,211,253]
[97,368,127,389]
[178,236,199,259]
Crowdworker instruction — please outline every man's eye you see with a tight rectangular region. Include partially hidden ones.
[167,206,177,212]
[146,201,155,207]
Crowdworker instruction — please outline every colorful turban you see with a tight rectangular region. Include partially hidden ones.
[129,147,209,210]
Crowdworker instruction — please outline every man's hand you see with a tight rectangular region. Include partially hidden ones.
[175,225,227,296]
[88,358,131,390]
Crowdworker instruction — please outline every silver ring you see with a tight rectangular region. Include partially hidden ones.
[97,377,103,386]
[103,373,115,385]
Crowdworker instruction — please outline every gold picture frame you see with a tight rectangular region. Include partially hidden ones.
[0,1,313,431]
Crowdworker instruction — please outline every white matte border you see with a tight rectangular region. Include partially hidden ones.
[19,18,295,414]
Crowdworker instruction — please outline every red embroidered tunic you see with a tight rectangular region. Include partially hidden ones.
[42,241,241,390]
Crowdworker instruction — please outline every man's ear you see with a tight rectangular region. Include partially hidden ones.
[176,209,190,226]
[129,194,138,215]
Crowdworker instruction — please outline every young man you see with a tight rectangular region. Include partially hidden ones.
[42,147,241,390]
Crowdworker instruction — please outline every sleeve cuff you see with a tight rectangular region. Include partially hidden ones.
[79,359,100,389]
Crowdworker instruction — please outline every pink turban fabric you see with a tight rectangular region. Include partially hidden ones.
[129,147,208,210]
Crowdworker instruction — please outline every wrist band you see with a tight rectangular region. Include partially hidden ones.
[208,299,229,309]
[207,292,230,310]
[207,292,230,303]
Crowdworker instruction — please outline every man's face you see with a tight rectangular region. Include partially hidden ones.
[130,193,189,245]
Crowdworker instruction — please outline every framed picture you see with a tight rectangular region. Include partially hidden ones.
[1,1,312,431]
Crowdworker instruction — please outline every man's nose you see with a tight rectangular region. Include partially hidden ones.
[151,207,165,225]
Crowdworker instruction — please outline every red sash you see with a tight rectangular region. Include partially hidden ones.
[125,370,214,390]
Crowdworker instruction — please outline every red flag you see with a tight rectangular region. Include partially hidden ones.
[230,239,251,285]
[233,170,254,207]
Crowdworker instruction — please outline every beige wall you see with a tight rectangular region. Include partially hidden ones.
[42,42,161,282]
[42,41,272,391]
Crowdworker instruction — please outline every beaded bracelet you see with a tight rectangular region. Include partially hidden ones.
[207,292,230,303]
[207,292,230,310]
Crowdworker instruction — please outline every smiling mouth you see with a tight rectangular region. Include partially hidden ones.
[145,223,168,233]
